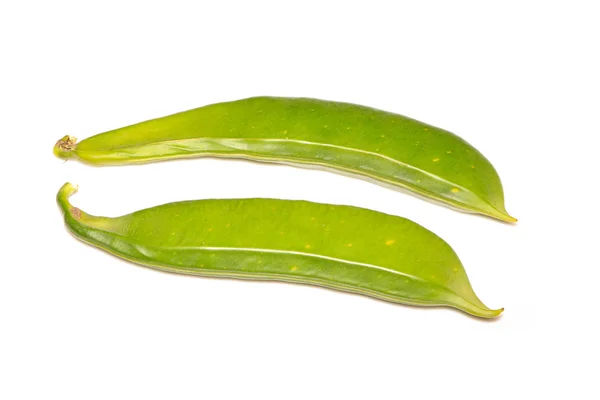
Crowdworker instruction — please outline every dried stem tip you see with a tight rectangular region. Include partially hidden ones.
[53,135,78,159]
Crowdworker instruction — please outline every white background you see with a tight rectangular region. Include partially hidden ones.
[1,1,599,399]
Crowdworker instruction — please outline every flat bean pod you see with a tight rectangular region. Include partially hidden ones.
[53,97,515,222]
[57,183,502,318]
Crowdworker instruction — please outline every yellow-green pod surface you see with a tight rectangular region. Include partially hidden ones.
[57,183,502,318]
[53,97,515,222]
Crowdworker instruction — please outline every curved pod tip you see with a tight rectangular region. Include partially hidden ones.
[57,182,79,213]
[454,288,504,318]
[491,209,517,224]
[58,181,78,197]
[471,306,504,319]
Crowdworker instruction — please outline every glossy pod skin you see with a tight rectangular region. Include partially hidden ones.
[53,97,515,222]
[57,183,502,318]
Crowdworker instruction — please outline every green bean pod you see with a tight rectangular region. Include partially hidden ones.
[57,183,502,318]
[53,97,515,222]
